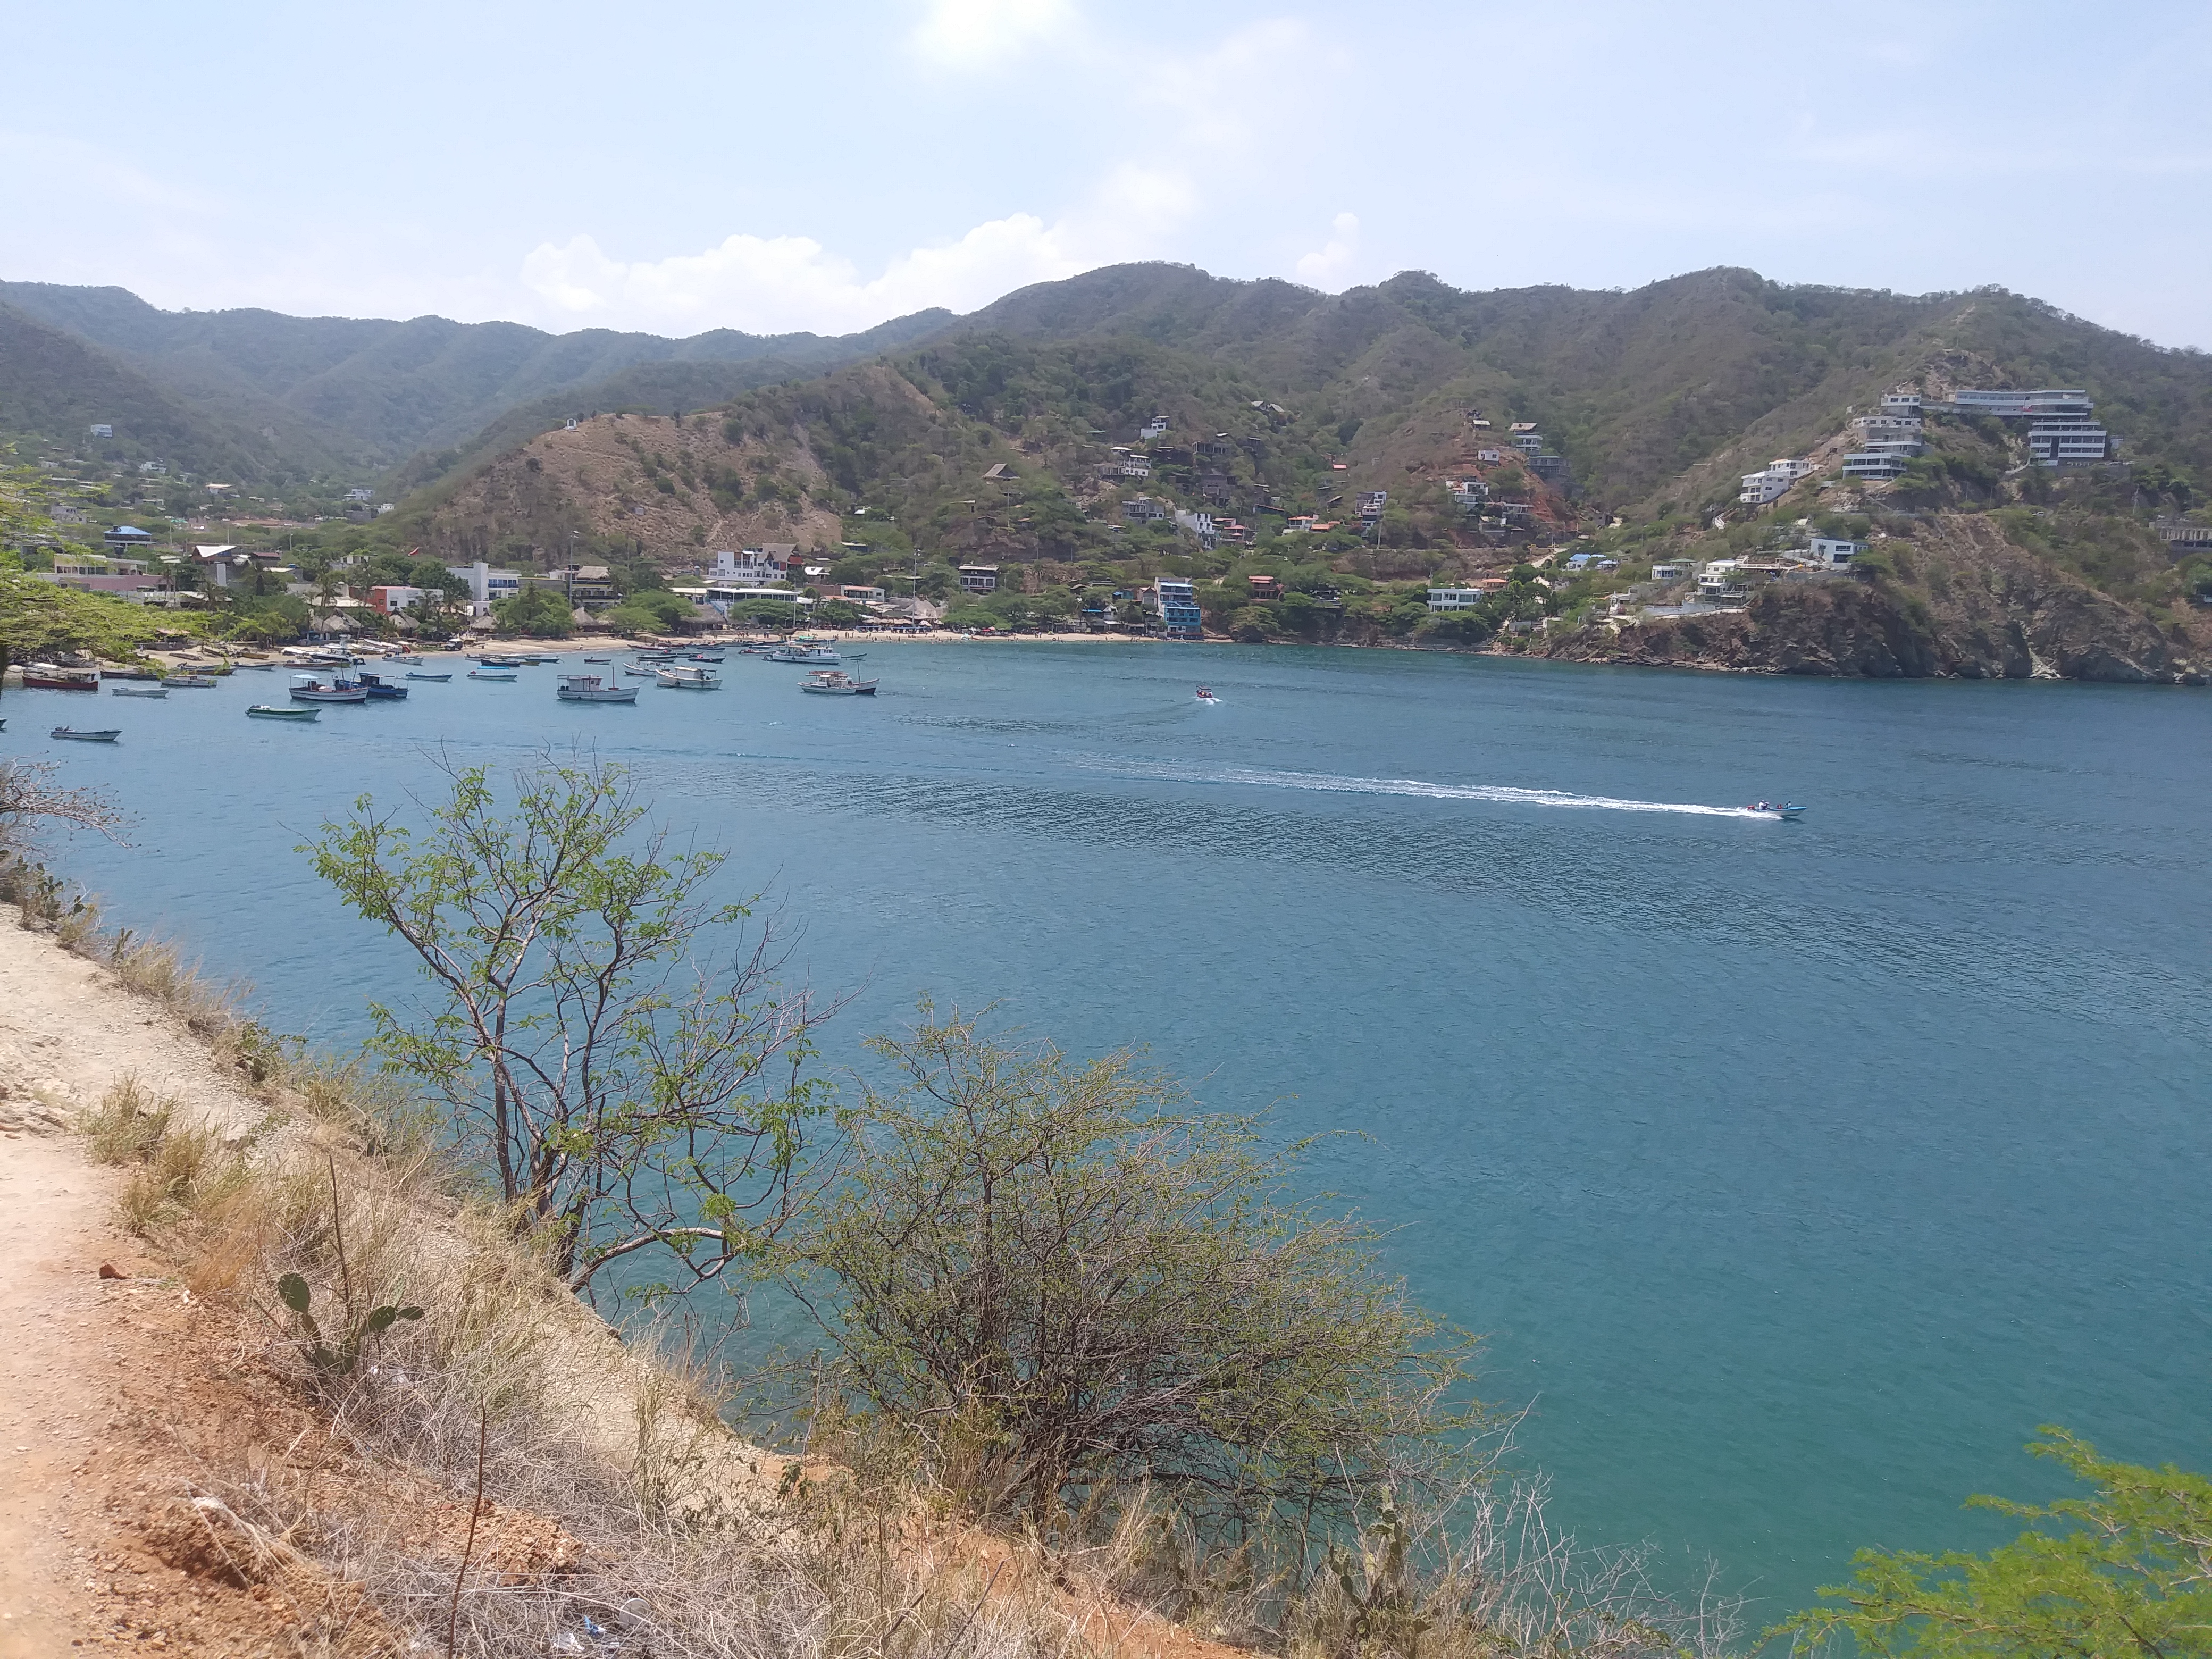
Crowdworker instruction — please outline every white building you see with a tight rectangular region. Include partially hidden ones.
[1651,562,1694,582]
[958,565,1000,593]
[89,423,113,439]
[1174,509,1218,550]
[1948,389,2093,419]
[1841,452,1910,481]
[1427,586,1494,611]
[1880,393,1924,415]
[1697,560,1745,598]
[1140,415,1170,439]
[1851,413,1924,436]
[1739,458,1817,505]
[1810,537,1865,568]
[2029,420,2112,465]
[711,547,792,584]
[345,487,374,503]
[445,560,523,616]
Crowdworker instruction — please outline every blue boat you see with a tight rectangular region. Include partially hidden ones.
[1747,800,1806,820]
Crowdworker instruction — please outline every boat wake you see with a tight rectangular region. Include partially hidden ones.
[1095,760,1778,818]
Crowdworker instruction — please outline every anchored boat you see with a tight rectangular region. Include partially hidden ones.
[289,675,369,704]
[556,674,639,703]
[656,664,721,689]
[247,704,320,722]
[51,727,121,742]
[798,669,878,696]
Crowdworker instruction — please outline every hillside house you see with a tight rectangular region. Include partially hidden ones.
[839,585,887,605]
[1739,458,1817,505]
[1841,452,1910,481]
[445,560,523,616]
[1175,509,1218,550]
[2029,419,2112,465]
[958,565,1000,593]
[1247,574,1283,600]
[1477,449,1502,464]
[1150,579,1202,639]
[89,424,113,439]
[1809,537,1865,568]
[1881,393,1924,415]
[1141,416,1170,439]
[1121,495,1170,523]
[1357,491,1388,519]
[1651,562,1694,582]
[102,525,155,553]
[1427,584,1505,611]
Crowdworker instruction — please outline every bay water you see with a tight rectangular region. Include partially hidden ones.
[13,641,2211,1616]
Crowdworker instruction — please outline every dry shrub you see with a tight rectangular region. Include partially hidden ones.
[82,1072,175,1164]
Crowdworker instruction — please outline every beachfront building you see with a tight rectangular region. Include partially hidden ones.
[366,584,429,614]
[1427,585,1498,611]
[445,560,523,617]
[958,565,999,593]
[1152,579,1203,639]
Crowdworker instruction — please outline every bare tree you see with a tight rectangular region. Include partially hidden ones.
[0,757,127,860]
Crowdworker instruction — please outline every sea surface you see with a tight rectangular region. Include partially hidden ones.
[12,642,2211,1616]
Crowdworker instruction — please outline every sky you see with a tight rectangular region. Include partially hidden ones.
[6,0,2212,347]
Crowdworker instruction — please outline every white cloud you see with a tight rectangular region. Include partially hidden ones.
[1296,213,1360,288]
[523,213,1090,336]
[908,0,1076,69]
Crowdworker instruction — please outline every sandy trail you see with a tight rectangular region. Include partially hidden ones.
[0,923,278,1654]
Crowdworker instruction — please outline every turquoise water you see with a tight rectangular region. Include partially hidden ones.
[11,642,2211,1616]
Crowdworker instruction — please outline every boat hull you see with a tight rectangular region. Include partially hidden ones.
[52,728,121,741]
[24,675,98,691]
[247,705,320,721]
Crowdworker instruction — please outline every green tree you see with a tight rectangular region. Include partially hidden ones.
[792,1007,1477,1539]
[0,571,163,675]
[1778,1429,2212,1657]
[494,586,576,638]
[307,757,837,1302]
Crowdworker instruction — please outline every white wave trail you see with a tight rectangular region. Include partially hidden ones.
[1103,761,1773,817]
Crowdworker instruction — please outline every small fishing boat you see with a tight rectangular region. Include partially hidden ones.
[288,675,369,705]
[100,667,160,682]
[688,651,726,663]
[622,664,655,676]
[111,685,169,699]
[656,664,721,690]
[161,674,219,689]
[22,666,98,691]
[473,654,528,668]
[1745,800,1806,821]
[345,671,410,701]
[406,671,453,682]
[51,727,121,742]
[583,656,612,664]
[389,654,424,666]
[468,669,518,682]
[798,669,877,696]
[766,643,840,665]
[556,673,639,704]
[247,704,320,722]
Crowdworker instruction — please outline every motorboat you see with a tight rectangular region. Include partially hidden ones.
[161,674,219,689]
[51,727,121,742]
[247,705,320,721]
[343,671,409,700]
[111,685,169,698]
[656,664,721,689]
[389,654,424,666]
[100,667,160,682]
[621,664,655,677]
[472,653,528,668]
[556,674,639,703]
[688,651,726,663]
[766,643,840,665]
[1195,685,1218,703]
[468,669,518,682]
[22,666,98,691]
[1746,800,1806,820]
[798,669,877,696]
[288,675,370,704]
[406,671,453,682]
[583,656,612,664]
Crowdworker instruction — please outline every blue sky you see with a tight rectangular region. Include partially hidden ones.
[6,0,2211,345]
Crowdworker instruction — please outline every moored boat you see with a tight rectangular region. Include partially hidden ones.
[111,685,169,698]
[468,669,518,682]
[247,704,320,721]
[766,643,840,664]
[656,664,721,689]
[288,675,369,704]
[798,669,878,696]
[161,674,219,689]
[345,672,410,700]
[23,666,99,691]
[556,673,640,704]
[406,671,453,682]
[51,727,121,741]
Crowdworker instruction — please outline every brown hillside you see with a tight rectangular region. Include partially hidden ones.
[417,370,937,564]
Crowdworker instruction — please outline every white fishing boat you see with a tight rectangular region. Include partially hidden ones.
[556,674,639,703]
[289,674,369,704]
[51,727,122,742]
[111,685,170,698]
[161,674,219,689]
[468,669,518,682]
[798,669,877,696]
[766,643,840,665]
[656,664,721,689]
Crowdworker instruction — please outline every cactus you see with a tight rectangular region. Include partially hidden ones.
[275,1271,423,1376]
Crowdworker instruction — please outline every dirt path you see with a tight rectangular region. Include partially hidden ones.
[0,924,303,1654]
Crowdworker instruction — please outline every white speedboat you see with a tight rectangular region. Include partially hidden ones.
[799,669,877,696]
[557,674,639,703]
[1745,800,1806,820]
[767,644,840,665]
